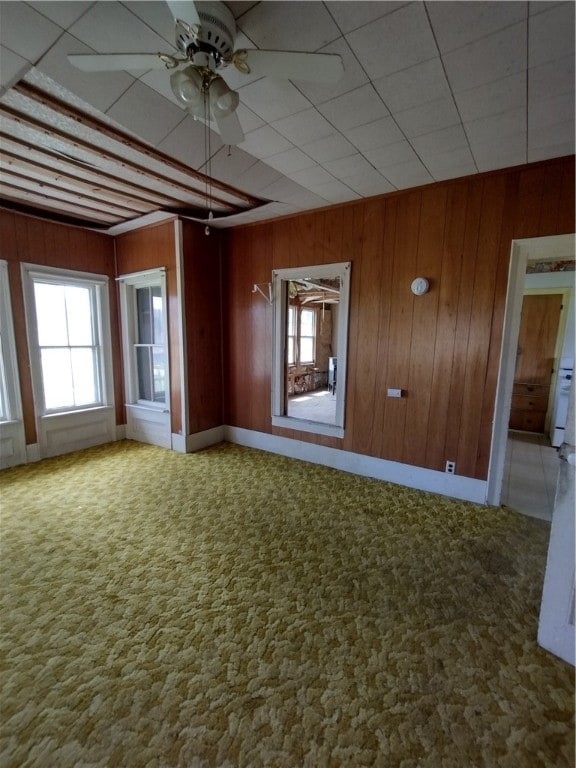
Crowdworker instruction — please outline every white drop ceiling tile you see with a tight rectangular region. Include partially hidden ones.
[528,124,575,161]
[307,179,360,204]
[422,147,477,180]
[411,124,469,156]
[122,1,175,47]
[529,2,575,68]
[237,77,309,123]
[259,176,325,205]
[323,153,376,180]
[300,132,356,163]
[233,102,266,133]
[442,22,526,93]
[236,1,341,52]
[139,68,181,107]
[317,84,389,132]
[529,55,574,104]
[464,107,526,147]
[0,2,63,63]
[294,37,369,106]
[331,162,393,189]
[426,1,527,54]
[240,125,294,159]
[209,145,259,185]
[346,3,437,80]
[29,2,93,30]
[455,72,526,123]
[364,140,419,171]
[0,45,31,91]
[234,160,285,196]
[68,1,169,53]
[106,80,187,146]
[472,136,527,172]
[325,1,407,34]
[36,32,136,113]
[345,173,396,197]
[343,115,404,153]
[272,107,335,147]
[287,165,336,188]
[228,3,259,21]
[374,158,433,190]
[529,93,575,133]
[265,147,317,175]
[374,58,451,114]
[394,97,461,139]
[157,114,209,168]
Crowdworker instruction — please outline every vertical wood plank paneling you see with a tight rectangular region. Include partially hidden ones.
[442,179,483,469]
[513,166,546,239]
[402,187,446,467]
[372,197,396,458]
[424,183,468,470]
[350,199,385,455]
[380,192,421,462]
[556,160,576,233]
[457,175,507,478]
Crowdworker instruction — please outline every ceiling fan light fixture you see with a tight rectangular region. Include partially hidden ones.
[170,67,203,110]
[209,76,239,118]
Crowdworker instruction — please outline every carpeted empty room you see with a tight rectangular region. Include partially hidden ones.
[0,440,573,767]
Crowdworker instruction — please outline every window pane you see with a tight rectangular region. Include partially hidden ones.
[35,283,68,346]
[137,287,152,345]
[300,338,314,362]
[66,285,94,346]
[152,287,164,344]
[41,348,74,410]
[136,346,153,401]
[71,348,98,406]
[0,340,7,421]
[152,346,166,403]
[301,309,315,335]
[288,306,296,335]
[287,337,295,365]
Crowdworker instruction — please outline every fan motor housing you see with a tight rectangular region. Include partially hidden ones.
[176,1,236,63]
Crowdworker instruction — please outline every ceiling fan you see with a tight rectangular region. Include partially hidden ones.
[68,1,344,146]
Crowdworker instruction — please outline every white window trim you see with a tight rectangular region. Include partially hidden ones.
[272,262,351,439]
[0,261,24,425]
[21,263,115,417]
[118,268,170,413]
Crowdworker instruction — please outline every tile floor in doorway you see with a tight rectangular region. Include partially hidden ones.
[502,430,560,522]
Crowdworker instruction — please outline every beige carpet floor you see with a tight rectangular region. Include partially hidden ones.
[0,440,573,767]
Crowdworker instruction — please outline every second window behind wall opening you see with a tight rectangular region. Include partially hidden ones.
[135,285,166,404]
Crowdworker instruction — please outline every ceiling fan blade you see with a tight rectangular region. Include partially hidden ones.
[213,111,245,146]
[165,0,201,27]
[68,53,177,72]
[232,49,344,84]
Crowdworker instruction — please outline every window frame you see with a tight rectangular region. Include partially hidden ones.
[0,261,23,425]
[272,262,351,439]
[118,269,170,412]
[22,264,114,417]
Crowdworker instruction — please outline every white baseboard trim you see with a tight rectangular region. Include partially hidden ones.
[224,426,489,504]
[26,443,41,463]
[172,432,187,453]
[187,426,225,453]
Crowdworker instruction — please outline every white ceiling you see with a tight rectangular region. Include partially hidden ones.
[0,0,574,230]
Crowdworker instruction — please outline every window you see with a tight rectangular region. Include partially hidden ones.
[119,270,169,409]
[287,306,316,367]
[23,266,112,415]
[135,285,166,404]
[272,262,351,439]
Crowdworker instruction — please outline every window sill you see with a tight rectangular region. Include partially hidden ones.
[42,405,113,419]
[272,415,344,439]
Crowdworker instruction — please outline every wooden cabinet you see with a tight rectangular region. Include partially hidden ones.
[509,382,550,432]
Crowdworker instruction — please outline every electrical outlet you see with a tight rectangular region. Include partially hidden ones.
[445,460,456,474]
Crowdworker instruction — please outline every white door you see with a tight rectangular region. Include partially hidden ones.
[538,375,575,665]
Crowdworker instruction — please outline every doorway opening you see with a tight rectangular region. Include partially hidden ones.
[488,234,575,516]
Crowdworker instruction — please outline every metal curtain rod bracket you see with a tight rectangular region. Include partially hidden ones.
[252,282,272,304]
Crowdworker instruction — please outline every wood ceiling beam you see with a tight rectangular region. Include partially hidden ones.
[13,82,262,208]
[0,186,120,224]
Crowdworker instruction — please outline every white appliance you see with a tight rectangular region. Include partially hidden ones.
[551,363,573,448]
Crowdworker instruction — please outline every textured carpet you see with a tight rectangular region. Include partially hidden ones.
[0,440,573,767]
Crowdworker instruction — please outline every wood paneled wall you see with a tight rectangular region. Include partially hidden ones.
[222,157,575,481]
[115,220,182,434]
[0,210,120,442]
[181,221,223,434]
